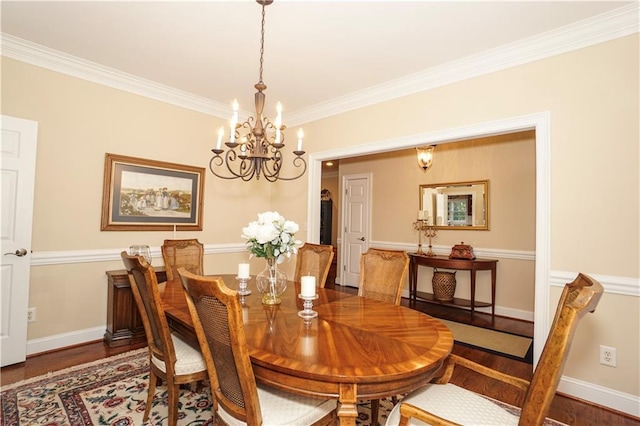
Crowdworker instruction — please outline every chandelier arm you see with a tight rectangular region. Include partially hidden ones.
[269,156,307,181]
[209,149,258,180]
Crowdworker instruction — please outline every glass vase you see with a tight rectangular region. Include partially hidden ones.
[256,257,287,305]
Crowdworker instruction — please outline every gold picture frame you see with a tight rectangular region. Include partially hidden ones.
[101,153,204,231]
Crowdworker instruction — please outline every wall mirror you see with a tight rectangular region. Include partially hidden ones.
[419,180,489,230]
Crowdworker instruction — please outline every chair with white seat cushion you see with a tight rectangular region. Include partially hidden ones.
[178,268,338,426]
[387,273,603,426]
[121,251,208,426]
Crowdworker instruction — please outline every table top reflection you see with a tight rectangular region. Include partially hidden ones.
[161,274,453,426]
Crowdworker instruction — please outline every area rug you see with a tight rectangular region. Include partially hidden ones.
[1,348,564,425]
[439,319,534,363]
[0,348,392,425]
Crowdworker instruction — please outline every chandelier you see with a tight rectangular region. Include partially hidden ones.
[209,0,306,182]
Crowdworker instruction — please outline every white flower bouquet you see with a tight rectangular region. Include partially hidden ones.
[242,211,301,264]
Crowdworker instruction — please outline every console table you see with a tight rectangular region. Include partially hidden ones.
[104,267,166,347]
[408,253,498,320]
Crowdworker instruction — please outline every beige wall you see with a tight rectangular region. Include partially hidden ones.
[1,33,638,402]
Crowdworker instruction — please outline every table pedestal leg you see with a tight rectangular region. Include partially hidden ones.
[337,383,358,426]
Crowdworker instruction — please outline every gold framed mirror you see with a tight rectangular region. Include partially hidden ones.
[419,180,489,230]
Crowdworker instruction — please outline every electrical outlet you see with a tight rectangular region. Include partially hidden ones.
[27,307,36,323]
[599,345,616,367]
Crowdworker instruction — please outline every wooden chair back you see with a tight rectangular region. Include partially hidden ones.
[294,243,335,288]
[358,248,409,305]
[161,238,204,281]
[178,269,263,424]
[120,251,177,375]
[520,272,603,424]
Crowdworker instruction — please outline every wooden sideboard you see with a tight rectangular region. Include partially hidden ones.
[408,253,498,320]
[104,267,166,348]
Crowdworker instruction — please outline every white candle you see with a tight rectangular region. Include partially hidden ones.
[301,275,316,297]
[418,210,424,220]
[238,263,250,279]
[216,126,224,150]
[173,224,176,239]
[297,128,304,151]
[230,100,239,143]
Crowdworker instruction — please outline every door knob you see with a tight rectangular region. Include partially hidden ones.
[4,248,28,257]
[358,237,365,241]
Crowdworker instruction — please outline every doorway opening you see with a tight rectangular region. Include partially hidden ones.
[306,112,550,366]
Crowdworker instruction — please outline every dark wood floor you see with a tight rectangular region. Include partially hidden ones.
[2,286,638,426]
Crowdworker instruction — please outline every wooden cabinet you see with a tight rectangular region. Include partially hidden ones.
[104,267,166,347]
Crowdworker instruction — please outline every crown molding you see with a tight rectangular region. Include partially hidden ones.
[2,3,638,124]
[0,33,230,118]
[287,3,639,125]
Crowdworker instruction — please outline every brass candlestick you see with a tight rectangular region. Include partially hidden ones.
[413,219,428,254]
[424,226,437,257]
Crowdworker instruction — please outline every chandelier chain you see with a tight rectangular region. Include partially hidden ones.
[258,4,266,84]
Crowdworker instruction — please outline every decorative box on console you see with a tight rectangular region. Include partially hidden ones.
[449,242,475,260]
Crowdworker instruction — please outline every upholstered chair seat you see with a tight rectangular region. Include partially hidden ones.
[217,385,337,426]
[386,383,519,425]
[150,334,207,376]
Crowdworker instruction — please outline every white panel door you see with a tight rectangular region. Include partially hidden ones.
[1,115,38,366]
[341,174,370,288]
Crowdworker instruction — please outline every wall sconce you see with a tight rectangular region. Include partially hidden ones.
[416,145,436,171]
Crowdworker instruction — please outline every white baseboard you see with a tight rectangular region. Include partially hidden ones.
[558,376,640,418]
[399,289,534,322]
[27,326,105,356]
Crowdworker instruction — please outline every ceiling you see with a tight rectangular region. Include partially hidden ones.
[1,1,635,124]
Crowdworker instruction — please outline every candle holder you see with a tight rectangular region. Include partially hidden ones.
[236,276,252,296]
[413,219,428,254]
[424,226,437,257]
[413,220,437,256]
[298,294,319,320]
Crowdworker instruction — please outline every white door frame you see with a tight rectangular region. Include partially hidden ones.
[307,112,550,366]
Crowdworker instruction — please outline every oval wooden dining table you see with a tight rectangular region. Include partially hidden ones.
[160,274,454,426]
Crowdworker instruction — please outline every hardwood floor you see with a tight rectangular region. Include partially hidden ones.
[2,286,638,426]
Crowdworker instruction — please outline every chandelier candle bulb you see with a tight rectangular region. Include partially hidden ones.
[216,127,224,150]
[301,276,316,297]
[238,263,250,279]
[230,100,239,143]
[297,129,304,152]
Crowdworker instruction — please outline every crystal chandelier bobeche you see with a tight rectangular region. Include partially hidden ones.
[209,0,306,182]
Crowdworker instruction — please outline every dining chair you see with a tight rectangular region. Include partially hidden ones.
[386,272,604,426]
[358,248,409,424]
[178,268,338,426]
[161,238,204,282]
[120,252,208,426]
[294,242,335,288]
[358,248,409,305]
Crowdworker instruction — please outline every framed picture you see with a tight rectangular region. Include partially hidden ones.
[101,153,205,231]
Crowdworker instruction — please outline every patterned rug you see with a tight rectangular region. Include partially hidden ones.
[0,348,391,425]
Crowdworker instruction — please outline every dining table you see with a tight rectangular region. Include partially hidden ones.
[160,274,454,426]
